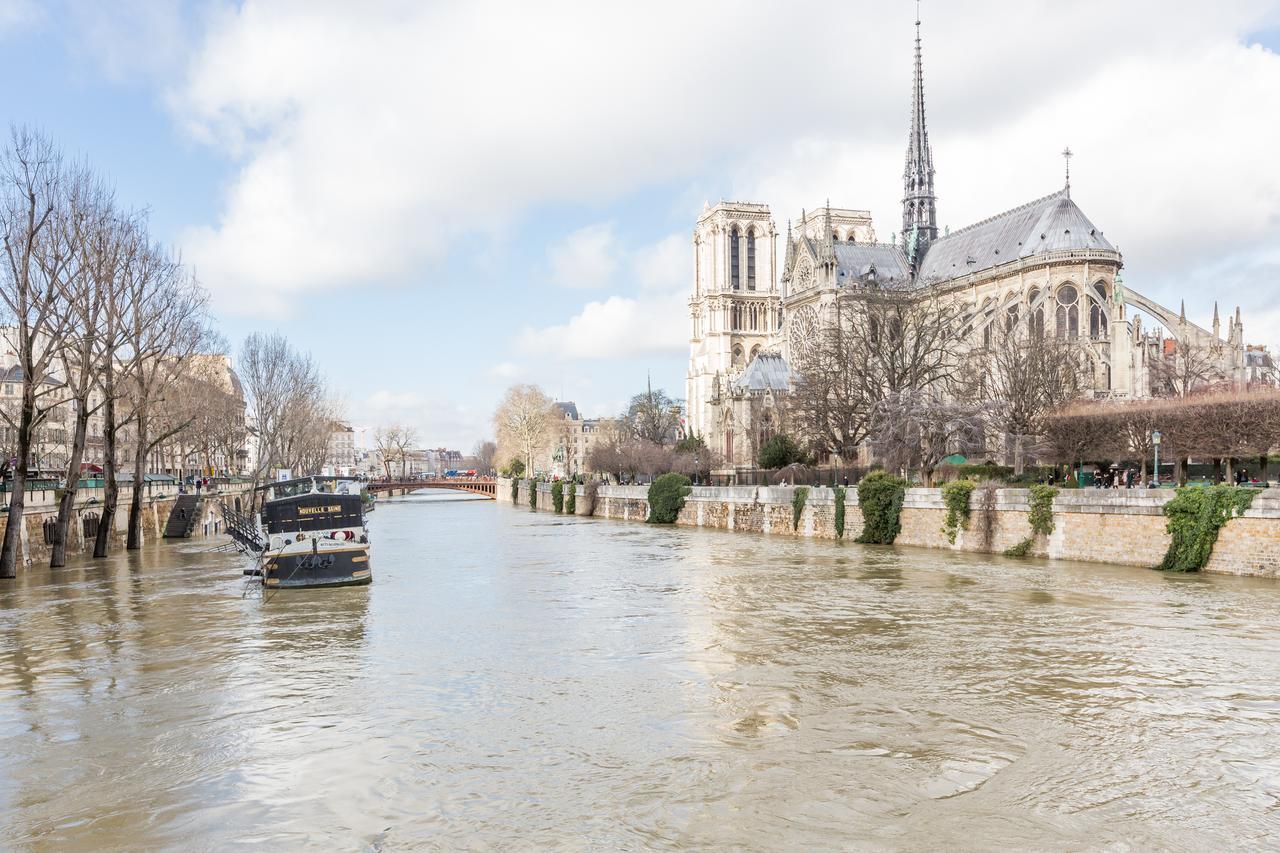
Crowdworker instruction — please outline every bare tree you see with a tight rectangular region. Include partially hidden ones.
[626,381,682,446]
[493,384,557,477]
[473,439,497,474]
[980,320,1089,474]
[50,176,120,566]
[119,251,209,550]
[790,292,967,465]
[239,333,328,496]
[1150,338,1224,398]
[373,425,402,479]
[869,389,986,485]
[0,129,78,577]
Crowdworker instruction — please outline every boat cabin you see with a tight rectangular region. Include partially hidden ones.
[257,476,364,534]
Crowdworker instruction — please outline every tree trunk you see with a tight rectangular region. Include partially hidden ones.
[50,404,91,567]
[1013,433,1025,476]
[0,391,36,578]
[1260,454,1269,486]
[95,393,118,558]
[128,413,148,550]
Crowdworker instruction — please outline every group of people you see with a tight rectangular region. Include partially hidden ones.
[1092,467,1152,489]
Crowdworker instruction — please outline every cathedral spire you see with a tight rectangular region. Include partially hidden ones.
[819,199,835,264]
[902,4,937,264]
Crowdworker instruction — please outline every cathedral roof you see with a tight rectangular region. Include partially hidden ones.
[732,352,791,393]
[834,243,914,289]
[915,188,1116,285]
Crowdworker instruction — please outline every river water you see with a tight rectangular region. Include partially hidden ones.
[2,491,1279,850]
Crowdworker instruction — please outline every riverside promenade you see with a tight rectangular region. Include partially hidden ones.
[500,478,1280,578]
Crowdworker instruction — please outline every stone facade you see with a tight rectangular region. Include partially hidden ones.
[496,478,1280,579]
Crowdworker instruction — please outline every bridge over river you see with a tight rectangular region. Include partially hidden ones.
[366,478,496,498]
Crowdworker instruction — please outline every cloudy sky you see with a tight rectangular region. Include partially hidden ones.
[3,1,1279,449]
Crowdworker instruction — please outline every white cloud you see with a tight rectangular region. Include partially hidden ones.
[360,389,487,450]
[632,233,688,291]
[486,361,525,380]
[548,222,618,288]
[516,290,688,360]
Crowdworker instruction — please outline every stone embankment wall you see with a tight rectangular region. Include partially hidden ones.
[0,482,251,565]
[496,477,1280,578]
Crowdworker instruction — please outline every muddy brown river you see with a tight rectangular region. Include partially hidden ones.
[2,492,1279,849]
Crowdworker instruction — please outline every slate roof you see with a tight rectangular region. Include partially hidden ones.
[915,189,1116,286]
[732,352,791,393]
[554,401,580,420]
[834,243,914,289]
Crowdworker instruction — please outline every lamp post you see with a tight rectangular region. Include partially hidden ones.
[1152,430,1162,488]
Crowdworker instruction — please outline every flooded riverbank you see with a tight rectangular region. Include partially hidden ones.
[3,492,1278,849]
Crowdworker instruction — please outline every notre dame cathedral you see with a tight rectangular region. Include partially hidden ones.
[686,17,1251,470]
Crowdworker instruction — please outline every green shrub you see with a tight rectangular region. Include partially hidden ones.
[791,486,809,531]
[834,485,847,539]
[510,477,519,503]
[1159,485,1259,572]
[501,457,526,479]
[941,480,976,544]
[565,481,576,514]
[551,479,564,513]
[647,473,692,524]
[528,477,538,510]
[1003,539,1033,557]
[759,434,807,469]
[856,471,907,544]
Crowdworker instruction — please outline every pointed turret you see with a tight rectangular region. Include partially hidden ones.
[781,219,795,282]
[902,10,938,263]
[1213,301,1221,339]
[1179,299,1186,323]
[819,200,836,265]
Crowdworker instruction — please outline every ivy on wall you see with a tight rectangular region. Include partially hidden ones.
[565,481,576,515]
[834,486,847,539]
[528,478,538,510]
[1159,484,1259,572]
[791,487,809,531]
[1003,484,1058,557]
[510,478,519,503]
[856,471,907,545]
[551,479,564,513]
[941,480,976,544]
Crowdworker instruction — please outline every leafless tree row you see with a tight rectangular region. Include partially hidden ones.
[0,128,216,575]
[1044,390,1280,483]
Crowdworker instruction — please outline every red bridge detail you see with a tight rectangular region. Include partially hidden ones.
[367,478,496,499]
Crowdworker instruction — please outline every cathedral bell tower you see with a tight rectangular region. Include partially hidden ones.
[902,12,938,265]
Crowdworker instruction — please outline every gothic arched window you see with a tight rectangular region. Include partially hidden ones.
[730,227,741,290]
[1032,306,1045,339]
[1090,303,1100,337]
[746,230,756,291]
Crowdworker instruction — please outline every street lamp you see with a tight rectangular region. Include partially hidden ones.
[1152,430,1162,488]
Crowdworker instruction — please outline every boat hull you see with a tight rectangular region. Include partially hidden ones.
[263,544,371,589]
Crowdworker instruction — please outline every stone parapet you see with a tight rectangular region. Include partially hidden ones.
[554,482,1280,579]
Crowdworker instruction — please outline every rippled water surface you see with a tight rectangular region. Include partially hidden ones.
[3,491,1280,850]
